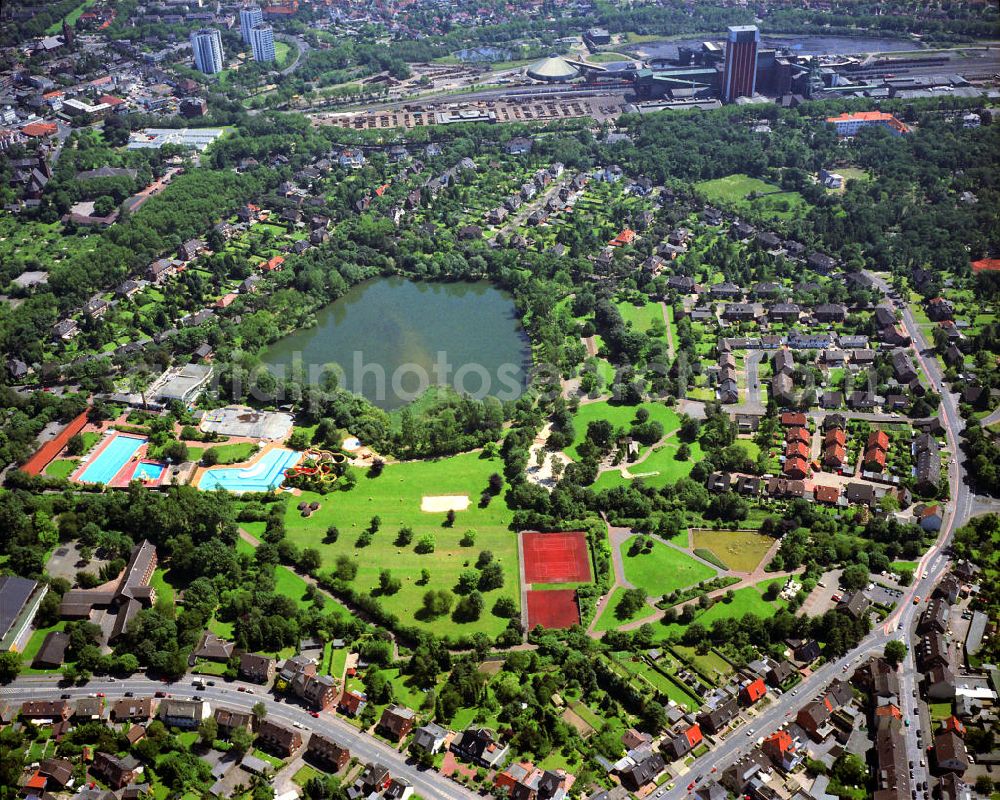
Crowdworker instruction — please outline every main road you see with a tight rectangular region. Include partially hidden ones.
[1,675,477,800]
[655,271,977,799]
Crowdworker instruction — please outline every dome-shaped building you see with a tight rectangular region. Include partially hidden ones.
[526,55,579,83]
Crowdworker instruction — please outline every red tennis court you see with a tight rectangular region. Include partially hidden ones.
[521,531,591,584]
[526,589,580,629]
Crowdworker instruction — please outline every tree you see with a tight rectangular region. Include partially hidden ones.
[378,569,401,595]
[415,534,436,554]
[230,726,253,756]
[459,529,476,547]
[0,651,20,683]
[252,701,267,722]
[395,526,413,546]
[840,563,869,592]
[445,509,456,527]
[831,753,867,786]
[615,588,647,620]
[883,640,907,667]
[478,562,504,591]
[492,596,517,618]
[334,555,358,580]
[298,548,322,574]
[66,433,85,456]
[368,515,381,534]
[323,525,339,544]
[198,717,218,746]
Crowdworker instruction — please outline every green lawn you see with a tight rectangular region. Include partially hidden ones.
[282,451,520,638]
[616,300,665,334]
[149,568,175,606]
[594,587,656,632]
[566,401,681,460]
[658,587,783,640]
[44,459,78,479]
[203,442,257,465]
[690,529,775,573]
[620,538,716,598]
[673,645,734,680]
[695,173,810,220]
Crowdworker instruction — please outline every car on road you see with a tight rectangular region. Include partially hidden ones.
[913,596,920,604]
[60,693,70,699]
[155,691,166,697]
[310,711,319,718]
[125,691,134,697]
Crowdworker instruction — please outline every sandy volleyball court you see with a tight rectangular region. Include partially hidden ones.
[420,494,470,513]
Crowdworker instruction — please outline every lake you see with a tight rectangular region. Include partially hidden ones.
[262,278,531,410]
[630,34,921,62]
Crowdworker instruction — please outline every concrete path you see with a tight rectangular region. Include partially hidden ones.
[660,301,676,360]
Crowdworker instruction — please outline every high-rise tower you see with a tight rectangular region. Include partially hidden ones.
[722,25,760,103]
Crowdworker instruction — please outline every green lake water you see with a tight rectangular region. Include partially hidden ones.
[262,278,531,409]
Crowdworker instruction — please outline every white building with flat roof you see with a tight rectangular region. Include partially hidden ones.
[239,5,263,43]
[250,23,275,63]
[191,28,224,74]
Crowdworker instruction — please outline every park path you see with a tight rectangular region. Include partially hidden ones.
[660,301,676,361]
[583,335,598,357]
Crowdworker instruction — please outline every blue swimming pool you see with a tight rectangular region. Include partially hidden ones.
[134,462,165,482]
[78,434,147,485]
[197,447,301,493]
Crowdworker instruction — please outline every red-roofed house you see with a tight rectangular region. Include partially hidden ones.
[741,678,766,706]
[24,772,47,793]
[22,122,58,138]
[814,485,840,505]
[763,730,802,771]
[780,412,807,428]
[823,443,846,470]
[785,441,809,460]
[610,228,636,247]
[863,447,887,471]
[943,716,966,737]
[971,259,1000,273]
[785,427,810,445]
[260,255,285,271]
[824,428,846,447]
[783,456,809,480]
[338,689,367,717]
[867,430,889,451]
[684,724,703,749]
[98,94,125,107]
[826,111,909,136]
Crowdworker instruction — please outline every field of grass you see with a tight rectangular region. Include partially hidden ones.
[566,401,680,460]
[616,300,665,334]
[46,0,96,33]
[695,173,810,220]
[691,529,775,573]
[672,645,734,681]
[594,587,656,631]
[150,568,175,606]
[586,51,632,63]
[282,451,519,638]
[658,587,783,640]
[614,654,700,710]
[620,538,716,598]
[45,459,78,479]
[204,442,257,464]
[274,40,292,67]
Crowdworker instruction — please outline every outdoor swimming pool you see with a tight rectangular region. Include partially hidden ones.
[77,434,147,485]
[197,447,302,493]
[133,462,165,482]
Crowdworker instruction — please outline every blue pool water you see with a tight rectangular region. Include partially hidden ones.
[134,462,165,481]
[198,447,301,493]
[78,434,146,485]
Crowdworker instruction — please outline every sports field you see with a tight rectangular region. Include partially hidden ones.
[620,538,716,597]
[522,531,591,584]
[691,529,775,573]
[282,451,519,637]
[526,589,580,628]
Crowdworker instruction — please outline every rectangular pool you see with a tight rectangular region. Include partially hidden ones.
[133,461,165,482]
[197,447,301,493]
[77,434,147,485]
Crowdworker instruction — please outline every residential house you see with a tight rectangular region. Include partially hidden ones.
[722,303,757,322]
[740,678,767,706]
[20,700,71,721]
[239,653,275,684]
[74,697,104,721]
[177,238,205,262]
[214,708,253,737]
[769,302,800,323]
[814,485,841,505]
[926,297,954,322]
[193,630,234,662]
[762,730,802,772]
[915,504,943,533]
[838,591,871,621]
[934,730,969,774]
[91,752,139,789]
[505,138,533,155]
[111,698,154,722]
[306,733,350,771]
[815,303,848,323]
[711,282,742,300]
[618,748,665,792]
[891,349,917,384]
[159,699,210,729]
[411,722,448,754]
[338,689,367,717]
[378,705,416,742]
[914,433,941,495]
[663,724,703,760]
[257,719,302,757]
[697,696,739,734]
[807,252,837,274]
[450,727,510,768]
[767,661,798,687]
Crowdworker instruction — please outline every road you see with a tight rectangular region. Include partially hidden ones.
[656,271,977,799]
[1,675,477,800]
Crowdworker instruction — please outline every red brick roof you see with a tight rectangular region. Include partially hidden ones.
[867,430,889,450]
[684,724,703,748]
[22,122,58,137]
[814,485,840,504]
[743,678,766,704]
[972,258,1000,273]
